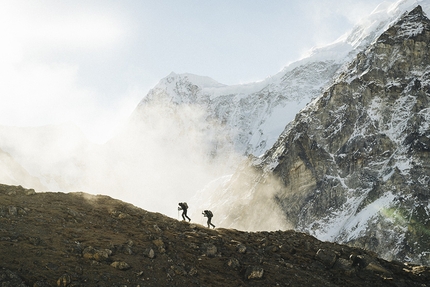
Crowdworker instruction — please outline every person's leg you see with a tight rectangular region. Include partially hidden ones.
[184,210,191,221]
[208,217,215,228]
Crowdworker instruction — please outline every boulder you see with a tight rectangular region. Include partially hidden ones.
[82,246,112,261]
[111,261,131,270]
[245,266,264,280]
[315,249,337,268]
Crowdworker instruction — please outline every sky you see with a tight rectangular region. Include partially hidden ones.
[0,0,388,144]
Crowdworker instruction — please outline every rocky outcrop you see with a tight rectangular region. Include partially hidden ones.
[247,6,430,264]
[217,6,430,265]
[0,184,429,286]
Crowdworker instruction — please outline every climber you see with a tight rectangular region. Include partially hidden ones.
[202,210,215,229]
[178,202,191,222]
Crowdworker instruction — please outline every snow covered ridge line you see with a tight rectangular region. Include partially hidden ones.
[291,1,430,75]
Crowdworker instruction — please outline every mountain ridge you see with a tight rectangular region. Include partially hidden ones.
[1,0,430,267]
[208,5,430,265]
[1,183,430,286]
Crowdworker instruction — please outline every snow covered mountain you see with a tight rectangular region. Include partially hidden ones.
[201,5,430,265]
[124,1,430,166]
[1,0,429,264]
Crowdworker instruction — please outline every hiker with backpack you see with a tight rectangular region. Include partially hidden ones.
[178,202,191,222]
[202,210,215,229]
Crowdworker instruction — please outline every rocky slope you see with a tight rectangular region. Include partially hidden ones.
[212,5,430,266]
[1,184,430,287]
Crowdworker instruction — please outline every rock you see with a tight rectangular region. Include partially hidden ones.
[152,238,164,248]
[245,266,264,280]
[25,189,36,195]
[17,207,28,216]
[152,238,166,253]
[333,258,353,271]
[145,247,155,259]
[237,243,247,254]
[67,208,82,218]
[226,257,241,269]
[201,243,217,257]
[153,224,162,233]
[364,262,391,275]
[56,274,71,287]
[119,244,133,255]
[188,266,198,276]
[111,261,131,270]
[8,206,17,216]
[170,265,187,276]
[82,246,112,261]
[315,249,337,268]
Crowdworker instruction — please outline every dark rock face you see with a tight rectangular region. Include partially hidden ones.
[1,184,430,286]
[224,6,430,265]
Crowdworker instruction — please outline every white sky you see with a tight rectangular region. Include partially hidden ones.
[0,0,387,144]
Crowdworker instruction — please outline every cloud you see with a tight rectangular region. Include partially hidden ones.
[0,1,134,143]
[298,0,388,45]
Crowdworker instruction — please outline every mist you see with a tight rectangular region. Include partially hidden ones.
[86,100,242,219]
[0,93,292,232]
[188,159,292,231]
[0,99,237,217]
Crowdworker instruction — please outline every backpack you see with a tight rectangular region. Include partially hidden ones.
[204,210,213,217]
[179,202,188,209]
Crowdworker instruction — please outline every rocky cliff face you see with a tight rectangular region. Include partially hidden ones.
[214,6,430,265]
[1,184,430,287]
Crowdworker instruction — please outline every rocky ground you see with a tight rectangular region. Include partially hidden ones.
[0,184,429,287]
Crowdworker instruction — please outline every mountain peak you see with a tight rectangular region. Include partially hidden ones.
[377,5,430,44]
[410,4,424,16]
[160,72,226,89]
[215,0,430,265]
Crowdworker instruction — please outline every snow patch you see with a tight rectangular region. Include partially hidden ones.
[341,191,397,242]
